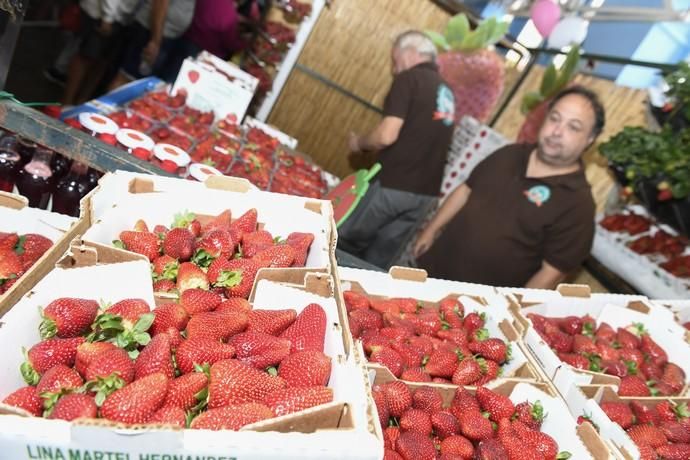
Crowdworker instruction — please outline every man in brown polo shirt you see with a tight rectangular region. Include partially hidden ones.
[414,86,605,288]
[338,30,455,269]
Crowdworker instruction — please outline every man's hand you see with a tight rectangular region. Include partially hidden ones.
[413,226,437,258]
[142,40,161,66]
[348,132,361,153]
[99,21,113,36]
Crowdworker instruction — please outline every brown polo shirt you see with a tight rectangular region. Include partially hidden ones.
[377,61,455,196]
[418,143,595,287]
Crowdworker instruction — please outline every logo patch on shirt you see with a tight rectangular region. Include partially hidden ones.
[524,185,551,207]
[433,84,455,126]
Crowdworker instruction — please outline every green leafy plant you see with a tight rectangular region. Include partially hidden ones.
[664,61,690,122]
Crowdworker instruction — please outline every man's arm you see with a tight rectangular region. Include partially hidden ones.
[143,0,170,64]
[349,116,404,153]
[524,261,566,289]
[413,184,471,257]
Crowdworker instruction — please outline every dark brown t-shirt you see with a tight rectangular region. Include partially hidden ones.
[418,143,595,287]
[377,61,455,196]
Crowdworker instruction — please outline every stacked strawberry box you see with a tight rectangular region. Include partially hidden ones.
[337,267,544,392]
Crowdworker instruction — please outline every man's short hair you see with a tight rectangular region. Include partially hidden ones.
[394,30,437,61]
[549,85,606,138]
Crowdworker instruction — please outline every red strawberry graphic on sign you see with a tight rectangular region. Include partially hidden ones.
[188,70,200,84]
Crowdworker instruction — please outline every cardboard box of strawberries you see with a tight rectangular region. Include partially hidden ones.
[0,243,381,459]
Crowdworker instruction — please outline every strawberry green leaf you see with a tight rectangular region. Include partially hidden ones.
[133,313,155,333]
[554,45,581,90]
[215,269,242,288]
[540,65,557,98]
[426,30,450,51]
[191,249,215,268]
[582,322,594,337]
[445,14,470,48]
[40,391,62,416]
[474,328,490,341]
[20,348,39,386]
[532,400,545,421]
[172,211,196,229]
[266,366,278,376]
[112,240,125,250]
[521,91,544,115]
[556,452,572,459]
[674,402,690,418]
[13,235,26,255]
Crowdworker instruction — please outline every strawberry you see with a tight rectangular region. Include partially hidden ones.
[657,401,689,422]
[437,329,469,348]
[48,393,97,420]
[369,346,404,377]
[253,244,296,268]
[228,209,258,243]
[391,341,425,368]
[581,315,597,336]
[280,303,327,353]
[200,209,231,235]
[104,298,151,329]
[660,421,690,443]
[616,327,640,349]
[149,405,186,428]
[383,449,403,460]
[192,229,235,267]
[186,309,248,342]
[89,299,154,355]
[431,411,461,439]
[153,224,169,237]
[216,297,253,315]
[163,371,209,411]
[117,230,160,261]
[2,386,43,416]
[223,258,260,298]
[278,350,331,387]
[440,435,474,458]
[473,359,500,386]
[463,312,485,334]
[400,408,433,435]
[153,279,176,292]
[457,409,494,441]
[242,230,274,258]
[412,386,443,414]
[451,387,480,414]
[176,337,236,374]
[469,338,508,364]
[284,232,314,267]
[383,425,400,450]
[151,255,179,281]
[558,353,589,370]
[176,262,209,292]
[640,334,668,366]
[162,228,195,261]
[641,361,664,381]
[349,309,383,335]
[513,400,544,431]
[630,401,660,426]
[343,290,370,312]
[380,327,412,342]
[626,424,668,448]
[17,233,53,270]
[0,250,22,286]
[514,421,560,460]
[396,431,437,460]
[133,219,149,232]
[601,360,628,378]
[661,362,685,393]
[206,257,238,286]
[179,288,222,315]
[619,375,651,397]
[423,349,459,378]
[452,357,482,385]
[476,386,514,422]
[439,297,464,328]
[556,315,583,335]
[39,297,99,339]
[372,385,390,429]
[526,313,550,334]
[600,401,634,429]
[595,322,616,342]
[135,333,175,380]
[263,386,333,416]
[229,332,291,369]
[637,443,658,460]
[400,367,431,382]
[37,365,84,409]
[380,381,412,418]
[655,381,677,397]
[656,444,690,460]
[619,348,644,368]
[21,337,84,385]
[150,303,189,336]
[208,359,286,408]
[411,311,442,336]
[0,232,18,251]
[572,334,598,355]
[190,402,274,430]
[475,439,508,460]
[370,299,401,315]
[100,372,168,424]
[84,347,136,403]
[545,325,573,353]
[75,342,118,377]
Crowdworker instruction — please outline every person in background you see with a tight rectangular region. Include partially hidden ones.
[337,30,455,270]
[109,0,196,87]
[414,86,606,289]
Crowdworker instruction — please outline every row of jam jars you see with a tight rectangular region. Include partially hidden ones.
[186,163,223,182]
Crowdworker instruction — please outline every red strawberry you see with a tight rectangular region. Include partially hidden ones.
[150,303,189,336]
[229,332,291,369]
[476,386,514,422]
[457,410,494,441]
[372,385,390,429]
[264,386,333,416]
[176,262,209,292]
[37,365,84,405]
[153,224,169,237]
[600,401,634,429]
[2,386,43,416]
[380,381,412,418]
[223,258,260,298]
[101,373,168,423]
[411,311,442,336]
[630,401,659,426]
[229,209,258,244]
[514,400,544,431]
[20,234,53,269]
[349,309,383,336]
[423,349,459,378]
[641,361,664,381]
[380,327,412,342]
[558,353,589,370]
[657,401,689,422]
[0,250,22,286]
[440,435,474,458]
[39,297,99,339]
[514,421,559,460]
[118,230,160,261]
[411,386,443,414]
[0,232,18,251]
[133,219,149,232]
[285,232,314,267]
[278,350,331,387]
[594,322,616,342]
[48,393,97,420]
[439,297,464,328]
[151,255,179,281]
[215,297,252,314]
[619,348,644,368]
[84,347,135,398]
[179,288,222,316]
[473,359,500,386]
[661,362,685,393]
[192,229,235,267]
[383,449,403,460]
[135,333,175,380]
[431,411,461,439]
[200,209,231,234]
[627,424,668,448]
[556,315,583,335]
[153,279,176,292]
[396,431,437,460]
[660,421,690,443]
[176,337,236,374]
[186,309,248,342]
[280,303,327,353]
[619,375,651,397]
[640,334,668,366]
[437,329,469,348]
[369,346,404,377]
[206,257,238,286]
[545,325,573,353]
[149,405,186,427]
[163,372,208,410]
[475,439,508,460]
[89,299,153,354]
[601,360,629,378]
[242,230,274,258]
[656,444,690,460]
[400,367,431,382]
[617,327,641,349]
[384,425,400,450]
[451,387,480,414]
[21,337,84,385]
[451,357,482,385]
[572,334,598,355]
[190,402,274,430]
[208,359,286,408]
[343,290,370,312]
[463,312,485,335]
[391,341,425,368]
[400,408,433,435]
[162,227,195,261]
[253,244,296,268]
[75,342,118,377]
[370,299,401,315]
[104,298,151,329]
[637,443,658,460]
[469,338,508,364]
[526,313,550,333]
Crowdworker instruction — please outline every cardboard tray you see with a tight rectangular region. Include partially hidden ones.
[0,242,382,459]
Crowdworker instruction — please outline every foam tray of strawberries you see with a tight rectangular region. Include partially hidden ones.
[371,375,595,459]
[344,290,537,387]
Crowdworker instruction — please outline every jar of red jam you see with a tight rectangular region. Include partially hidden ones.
[116,129,155,156]
[187,162,222,182]
[153,143,191,176]
[78,113,119,137]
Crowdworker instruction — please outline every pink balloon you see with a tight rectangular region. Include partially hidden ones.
[530,0,561,38]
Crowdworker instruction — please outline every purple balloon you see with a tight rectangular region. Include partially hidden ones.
[530,0,561,38]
